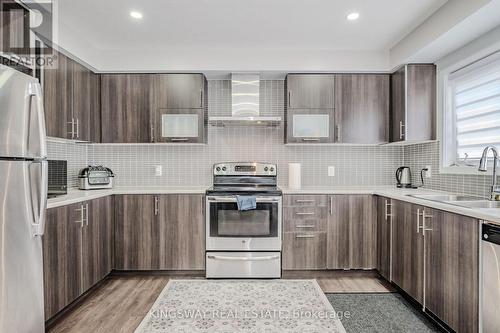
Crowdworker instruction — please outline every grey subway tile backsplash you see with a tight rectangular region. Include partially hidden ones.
[403,141,498,198]
[87,80,402,188]
[46,79,496,196]
[46,140,87,188]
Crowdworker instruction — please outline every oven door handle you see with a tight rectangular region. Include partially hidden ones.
[207,196,280,202]
[207,255,280,261]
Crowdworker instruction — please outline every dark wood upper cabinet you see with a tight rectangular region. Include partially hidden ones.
[285,74,335,109]
[424,209,479,333]
[43,50,73,139]
[152,74,208,143]
[155,74,206,109]
[43,48,101,141]
[101,74,154,143]
[376,196,392,281]
[72,61,101,142]
[327,195,377,269]
[335,74,390,144]
[390,64,436,143]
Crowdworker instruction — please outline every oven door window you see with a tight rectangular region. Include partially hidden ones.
[210,202,278,237]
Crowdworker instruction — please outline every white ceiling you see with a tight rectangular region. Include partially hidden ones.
[59,0,446,51]
[50,0,499,72]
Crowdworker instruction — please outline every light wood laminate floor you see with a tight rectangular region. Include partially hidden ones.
[47,271,393,333]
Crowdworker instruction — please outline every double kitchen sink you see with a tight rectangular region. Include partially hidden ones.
[407,194,500,211]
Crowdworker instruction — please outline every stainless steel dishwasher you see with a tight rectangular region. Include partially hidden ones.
[481,223,500,333]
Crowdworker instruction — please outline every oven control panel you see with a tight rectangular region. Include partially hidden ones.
[213,162,276,176]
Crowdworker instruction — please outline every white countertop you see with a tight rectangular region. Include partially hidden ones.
[282,187,500,224]
[47,187,207,209]
[48,186,500,224]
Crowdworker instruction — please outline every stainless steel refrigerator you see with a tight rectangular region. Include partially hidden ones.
[0,64,47,332]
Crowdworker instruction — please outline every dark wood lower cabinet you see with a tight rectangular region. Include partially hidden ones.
[389,200,479,332]
[158,194,205,270]
[43,204,82,320]
[43,197,114,320]
[327,195,376,269]
[82,196,114,290]
[376,196,391,280]
[114,195,158,270]
[282,232,327,270]
[114,194,205,271]
[424,208,479,333]
[391,200,424,304]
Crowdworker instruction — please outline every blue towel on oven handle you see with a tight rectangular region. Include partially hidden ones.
[236,196,257,211]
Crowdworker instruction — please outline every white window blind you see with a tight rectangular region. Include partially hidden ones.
[449,52,500,163]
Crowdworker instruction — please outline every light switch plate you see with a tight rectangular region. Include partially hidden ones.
[328,166,335,177]
[155,165,162,176]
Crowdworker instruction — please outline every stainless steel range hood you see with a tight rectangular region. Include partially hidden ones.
[209,74,281,127]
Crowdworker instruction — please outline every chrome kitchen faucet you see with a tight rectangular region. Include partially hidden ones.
[478,146,500,201]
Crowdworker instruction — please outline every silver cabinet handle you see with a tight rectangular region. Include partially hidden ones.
[170,138,189,142]
[296,234,316,238]
[301,138,320,142]
[288,91,291,107]
[416,208,424,233]
[207,255,279,261]
[154,196,159,215]
[75,117,79,139]
[207,196,280,203]
[75,204,85,228]
[295,212,315,216]
[385,200,392,220]
[68,118,75,138]
[295,199,315,203]
[399,121,405,140]
[150,124,154,142]
[330,197,333,215]
[296,225,315,228]
[85,203,89,226]
[200,90,203,108]
[422,210,433,236]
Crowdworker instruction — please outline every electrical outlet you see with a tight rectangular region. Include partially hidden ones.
[425,165,432,178]
[155,165,162,177]
[328,166,335,177]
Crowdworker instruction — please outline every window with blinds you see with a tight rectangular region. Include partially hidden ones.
[448,52,500,165]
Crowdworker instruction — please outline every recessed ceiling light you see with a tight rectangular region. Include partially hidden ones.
[130,11,143,19]
[347,12,360,21]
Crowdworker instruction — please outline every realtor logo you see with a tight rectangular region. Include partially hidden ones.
[1,0,57,67]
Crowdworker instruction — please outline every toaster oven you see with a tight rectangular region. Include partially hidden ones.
[78,166,114,190]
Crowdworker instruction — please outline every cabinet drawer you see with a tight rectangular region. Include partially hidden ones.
[284,195,328,207]
[284,218,326,232]
[284,206,327,221]
[282,232,327,270]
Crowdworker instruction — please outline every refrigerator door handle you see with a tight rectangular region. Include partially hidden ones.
[28,82,47,158]
[31,160,48,236]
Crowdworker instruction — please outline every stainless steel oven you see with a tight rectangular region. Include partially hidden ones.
[205,162,282,278]
[206,195,282,251]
